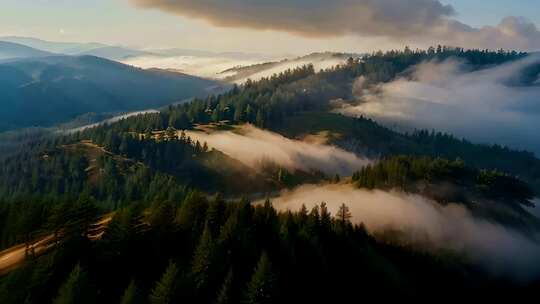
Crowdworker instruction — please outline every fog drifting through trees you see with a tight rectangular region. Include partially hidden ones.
[265,183,540,281]
[186,125,371,175]
[336,54,540,155]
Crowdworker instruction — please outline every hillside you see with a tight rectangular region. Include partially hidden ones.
[0,55,219,131]
[0,36,106,55]
[0,37,153,61]
[2,47,540,302]
[76,46,152,61]
[219,52,355,82]
[0,41,54,60]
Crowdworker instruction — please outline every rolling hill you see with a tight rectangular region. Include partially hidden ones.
[0,55,219,131]
[76,46,151,60]
[218,52,356,82]
[0,36,106,55]
[0,41,54,60]
[0,36,152,61]
[1,47,540,302]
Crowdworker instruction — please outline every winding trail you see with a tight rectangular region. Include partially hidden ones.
[0,214,113,276]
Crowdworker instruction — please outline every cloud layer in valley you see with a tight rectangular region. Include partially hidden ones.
[266,184,540,280]
[122,55,265,79]
[123,53,346,82]
[186,125,370,175]
[131,0,540,50]
[336,55,540,155]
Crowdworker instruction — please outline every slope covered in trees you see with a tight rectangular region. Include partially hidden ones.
[85,47,539,191]
[3,198,537,303]
[1,47,540,302]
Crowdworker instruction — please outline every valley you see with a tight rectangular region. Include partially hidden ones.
[1,35,540,302]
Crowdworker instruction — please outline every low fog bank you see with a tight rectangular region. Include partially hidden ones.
[186,125,370,176]
[267,184,540,281]
[122,55,264,79]
[232,57,346,84]
[336,55,540,155]
[123,54,346,83]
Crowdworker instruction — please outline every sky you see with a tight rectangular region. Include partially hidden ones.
[1,0,540,54]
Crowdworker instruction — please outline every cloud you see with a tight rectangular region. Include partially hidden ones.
[336,55,540,155]
[122,55,264,79]
[265,184,540,280]
[230,56,346,83]
[130,0,540,50]
[131,0,454,38]
[432,17,540,50]
[122,53,345,82]
[186,124,370,175]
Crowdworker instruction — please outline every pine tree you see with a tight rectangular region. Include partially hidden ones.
[243,252,278,304]
[215,268,234,304]
[319,202,332,231]
[191,224,215,291]
[149,261,179,304]
[205,195,225,235]
[233,104,245,122]
[336,203,352,227]
[53,263,95,304]
[255,109,265,128]
[120,279,143,304]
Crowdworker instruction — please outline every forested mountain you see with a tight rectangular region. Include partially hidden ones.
[1,47,540,302]
[0,55,218,131]
[219,52,355,83]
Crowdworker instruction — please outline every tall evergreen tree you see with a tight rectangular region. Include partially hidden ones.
[243,252,278,304]
[191,224,216,292]
[335,203,352,227]
[120,279,143,304]
[149,261,179,304]
[53,263,95,304]
[215,268,234,304]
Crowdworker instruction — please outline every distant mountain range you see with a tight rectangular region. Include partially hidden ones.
[1,36,106,55]
[0,36,354,133]
[0,55,220,131]
[0,37,152,61]
[0,37,353,83]
[0,36,272,62]
[0,41,54,60]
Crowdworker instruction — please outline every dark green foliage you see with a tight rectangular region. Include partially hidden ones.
[352,155,538,230]
[149,261,179,304]
[279,111,540,192]
[1,47,539,303]
[243,252,278,304]
[191,224,217,292]
[215,268,234,304]
[352,155,534,206]
[2,197,540,303]
[120,280,144,304]
[52,263,95,304]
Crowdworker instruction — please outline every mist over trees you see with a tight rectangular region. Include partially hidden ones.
[1,46,540,302]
